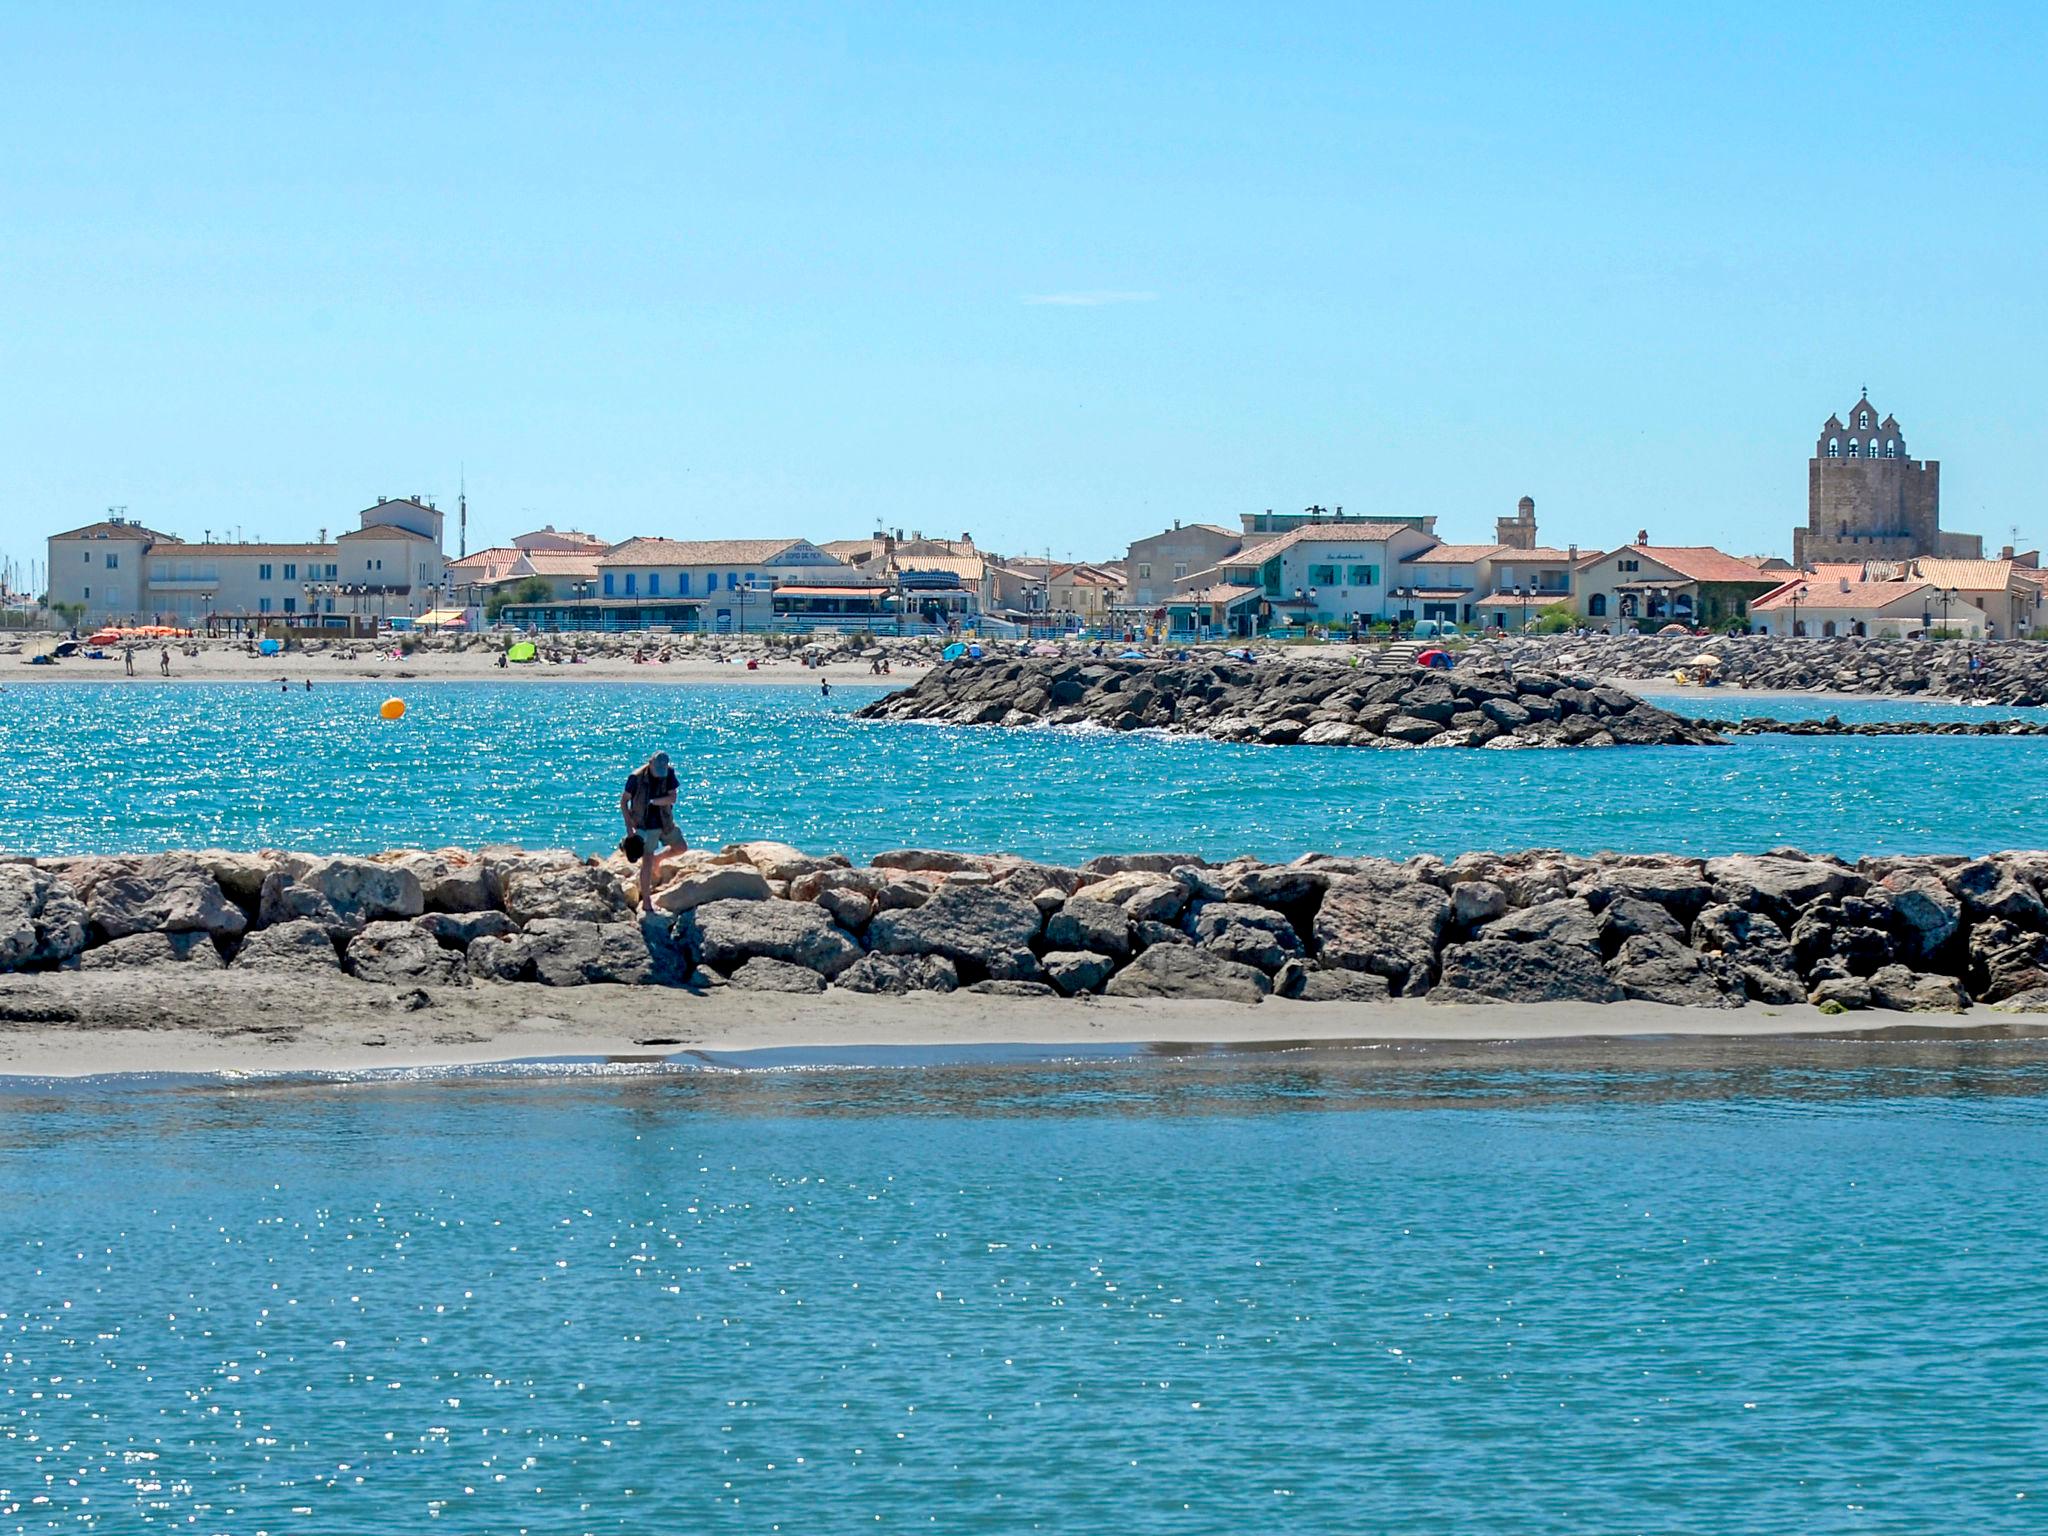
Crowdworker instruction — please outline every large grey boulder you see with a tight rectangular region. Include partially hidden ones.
[1480,897,1601,952]
[651,864,773,915]
[258,872,344,931]
[1690,903,1804,1003]
[416,910,520,948]
[1943,857,2048,927]
[1431,939,1622,1004]
[966,979,1058,997]
[1578,861,1713,919]
[1313,877,1451,995]
[1042,949,1117,995]
[833,952,961,995]
[680,899,862,979]
[466,933,534,983]
[345,920,467,987]
[1045,897,1133,958]
[194,850,278,909]
[0,866,89,970]
[729,956,827,994]
[1077,870,1191,923]
[1967,918,2048,1003]
[279,855,425,925]
[499,859,629,926]
[1294,967,1392,1002]
[1880,876,1963,961]
[1222,864,1332,908]
[1081,852,1208,876]
[385,849,492,913]
[815,887,875,933]
[1449,880,1508,928]
[76,931,225,970]
[1186,901,1301,971]
[867,885,1044,982]
[1606,933,1746,1009]
[1706,854,1859,917]
[521,919,656,987]
[87,856,246,941]
[1866,965,1969,1013]
[1597,896,1686,952]
[1104,945,1271,1002]
[233,919,342,972]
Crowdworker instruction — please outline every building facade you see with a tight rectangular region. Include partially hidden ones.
[46,498,449,628]
[1573,539,1780,629]
[1792,392,1982,565]
[1123,523,1244,610]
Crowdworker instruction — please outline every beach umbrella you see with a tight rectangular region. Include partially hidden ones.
[1657,622,1689,635]
[1689,653,1723,668]
[258,637,282,655]
[506,640,538,663]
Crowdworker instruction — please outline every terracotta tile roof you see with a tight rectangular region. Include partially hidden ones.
[448,546,523,572]
[1911,558,2024,591]
[1230,523,1424,567]
[515,551,603,577]
[1630,545,1779,585]
[1492,546,1579,562]
[1170,583,1262,605]
[1753,575,1932,611]
[51,520,183,543]
[892,553,986,579]
[1409,543,1508,564]
[599,537,806,566]
[339,524,436,542]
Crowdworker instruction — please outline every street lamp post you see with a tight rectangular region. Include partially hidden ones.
[1940,586,1955,636]
[1517,582,1530,634]
[1790,583,1809,637]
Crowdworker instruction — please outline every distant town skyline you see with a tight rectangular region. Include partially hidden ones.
[4,2,2045,578]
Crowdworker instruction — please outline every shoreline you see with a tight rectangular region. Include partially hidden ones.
[3,971,2037,1080]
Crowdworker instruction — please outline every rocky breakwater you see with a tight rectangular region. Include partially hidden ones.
[853,657,1722,749]
[1480,633,2048,704]
[12,841,2048,1016]
[1705,716,2048,738]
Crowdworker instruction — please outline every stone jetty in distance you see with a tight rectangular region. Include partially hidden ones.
[854,655,1724,748]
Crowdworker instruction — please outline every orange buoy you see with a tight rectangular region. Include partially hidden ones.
[379,697,407,721]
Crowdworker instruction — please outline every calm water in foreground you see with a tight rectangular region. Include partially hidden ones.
[5,680,2048,861]
[1,1043,2043,1532]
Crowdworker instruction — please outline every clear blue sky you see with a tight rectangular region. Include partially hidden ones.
[3,1,2043,580]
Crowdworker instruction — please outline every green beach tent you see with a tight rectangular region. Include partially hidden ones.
[506,641,538,663]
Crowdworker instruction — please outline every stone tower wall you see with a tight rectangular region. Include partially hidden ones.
[1795,456,1942,565]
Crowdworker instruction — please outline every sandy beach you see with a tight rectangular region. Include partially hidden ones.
[3,641,936,688]
[2,968,2035,1079]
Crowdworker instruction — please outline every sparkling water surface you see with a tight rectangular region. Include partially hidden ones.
[5,681,2048,861]
[1,1046,2043,1533]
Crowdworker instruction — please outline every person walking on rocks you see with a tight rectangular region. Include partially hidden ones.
[620,750,686,907]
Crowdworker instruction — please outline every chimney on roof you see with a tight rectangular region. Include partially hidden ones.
[2003,544,2016,560]
[318,528,327,544]
[1636,529,1648,545]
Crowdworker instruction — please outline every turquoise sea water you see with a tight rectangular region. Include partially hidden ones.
[2,1044,2044,1533]
[4,681,2048,862]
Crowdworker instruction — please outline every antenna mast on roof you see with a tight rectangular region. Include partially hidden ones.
[459,466,468,559]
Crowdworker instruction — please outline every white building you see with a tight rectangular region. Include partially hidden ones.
[1189,523,1442,627]
[46,498,450,629]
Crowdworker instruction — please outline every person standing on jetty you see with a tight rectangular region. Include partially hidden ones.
[620,750,686,906]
